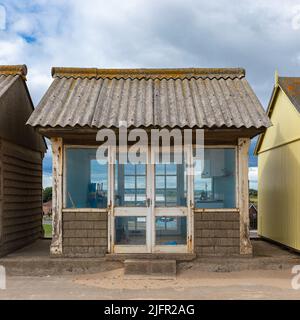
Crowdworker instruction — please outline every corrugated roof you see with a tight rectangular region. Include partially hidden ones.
[0,65,47,152]
[0,75,18,98]
[0,65,27,98]
[278,77,300,113]
[0,64,27,77]
[27,67,271,129]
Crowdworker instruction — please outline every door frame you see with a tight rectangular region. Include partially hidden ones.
[109,144,193,254]
[150,144,193,253]
[110,145,151,253]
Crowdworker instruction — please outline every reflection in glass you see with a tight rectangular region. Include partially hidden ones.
[115,154,147,207]
[136,176,146,189]
[155,216,187,245]
[155,152,186,207]
[155,176,165,189]
[194,148,236,209]
[65,148,108,208]
[124,176,135,189]
[115,217,146,245]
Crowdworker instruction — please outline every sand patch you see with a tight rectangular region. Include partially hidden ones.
[73,268,294,291]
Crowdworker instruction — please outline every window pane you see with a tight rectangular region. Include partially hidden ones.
[155,164,165,175]
[166,192,177,206]
[155,217,187,245]
[136,176,146,189]
[155,189,165,205]
[124,176,135,189]
[194,148,236,208]
[155,176,165,189]
[124,163,135,175]
[166,163,177,175]
[65,148,108,208]
[166,176,176,188]
[136,164,146,175]
[155,152,187,207]
[115,217,146,245]
[115,153,146,207]
[124,190,136,205]
[136,189,146,205]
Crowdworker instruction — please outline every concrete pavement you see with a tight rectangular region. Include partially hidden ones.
[1,268,300,300]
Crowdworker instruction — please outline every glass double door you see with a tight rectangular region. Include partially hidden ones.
[111,147,192,253]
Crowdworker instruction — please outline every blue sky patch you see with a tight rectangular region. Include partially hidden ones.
[19,33,36,43]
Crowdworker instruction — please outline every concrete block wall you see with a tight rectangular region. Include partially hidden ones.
[62,211,107,257]
[194,211,240,256]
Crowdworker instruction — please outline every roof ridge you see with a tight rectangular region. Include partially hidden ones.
[278,76,300,79]
[0,65,27,79]
[53,75,244,81]
[51,67,245,80]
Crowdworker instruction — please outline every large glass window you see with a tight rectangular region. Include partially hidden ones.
[194,148,236,208]
[65,148,108,208]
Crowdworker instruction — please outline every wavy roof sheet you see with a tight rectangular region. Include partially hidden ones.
[0,65,46,152]
[27,67,270,129]
[0,65,27,98]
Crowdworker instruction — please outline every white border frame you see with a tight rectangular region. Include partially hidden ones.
[151,144,192,254]
[111,145,150,253]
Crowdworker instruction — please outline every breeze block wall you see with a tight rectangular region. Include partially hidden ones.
[194,210,240,256]
[62,211,108,257]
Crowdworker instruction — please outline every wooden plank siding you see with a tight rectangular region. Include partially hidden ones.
[0,139,3,248]
[0,139,43,257]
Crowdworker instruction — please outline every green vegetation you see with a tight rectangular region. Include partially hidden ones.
[43,223,52,238]
[249,188,258,207]
[249,189,257,197]
[43,187,52,203]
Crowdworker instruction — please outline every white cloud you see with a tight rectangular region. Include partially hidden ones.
[249,167,258,190]
[1,0,300,107]
[0,37,27,62]
[43,173,52,188]
[0,1,297,191]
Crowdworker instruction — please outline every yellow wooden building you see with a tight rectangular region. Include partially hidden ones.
[255,73,300,251]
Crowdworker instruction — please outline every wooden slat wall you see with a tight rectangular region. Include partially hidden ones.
[0,139,43,257]
[0,139,3,247]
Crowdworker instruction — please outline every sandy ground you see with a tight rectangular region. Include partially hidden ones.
[1,240,300,299]
[1,267,300,300]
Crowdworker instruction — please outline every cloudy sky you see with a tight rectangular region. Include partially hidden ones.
[1,0,300,189]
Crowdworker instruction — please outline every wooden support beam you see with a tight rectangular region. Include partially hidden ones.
[238,138,252,255]
[50,138,63,256]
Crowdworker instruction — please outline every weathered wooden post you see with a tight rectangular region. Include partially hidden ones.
[238,138,252,255]
[50,137,63,256]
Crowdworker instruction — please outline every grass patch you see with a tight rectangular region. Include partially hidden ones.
[43,223,52,238]
[250,195,258,207]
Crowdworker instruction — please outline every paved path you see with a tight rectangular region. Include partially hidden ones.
[1,269,300,300]
[1,239,300,299]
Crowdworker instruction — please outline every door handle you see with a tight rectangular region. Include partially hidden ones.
[146,198,151,207]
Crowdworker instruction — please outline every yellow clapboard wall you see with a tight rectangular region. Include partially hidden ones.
[258,88,300,250]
